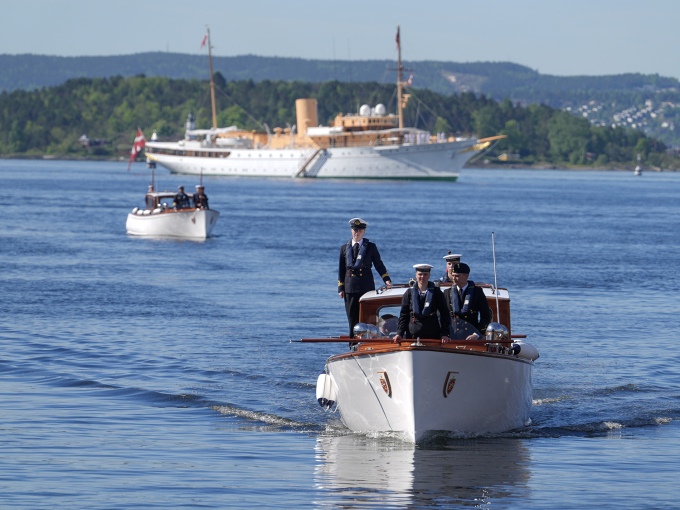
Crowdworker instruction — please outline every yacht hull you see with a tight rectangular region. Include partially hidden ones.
[125,209,219,239]
[328,347,533,442]
[146,140,480,180]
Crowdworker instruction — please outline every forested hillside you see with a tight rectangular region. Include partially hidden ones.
[0,74,675,168]
[5,53,680,146]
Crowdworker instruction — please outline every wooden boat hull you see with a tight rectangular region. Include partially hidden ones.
[327,346,533,442]
[125,209,219,239]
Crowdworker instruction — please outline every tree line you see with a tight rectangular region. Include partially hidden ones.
[0,74,676,168]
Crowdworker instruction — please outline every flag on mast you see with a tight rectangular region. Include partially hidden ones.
[407,73,413,86]
[395,26,400,49]
[127,128,146,171]
[200,30,209,49]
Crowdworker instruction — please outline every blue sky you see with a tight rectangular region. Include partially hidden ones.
[2,0,679,79]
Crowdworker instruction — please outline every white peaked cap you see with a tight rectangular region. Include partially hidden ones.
[443,253,462,260]
[349,218,368,227]
[413,264,433,271]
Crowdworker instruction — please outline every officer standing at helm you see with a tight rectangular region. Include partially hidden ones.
[440,251,462,282]
[393,264,451,343]
[338,218,392,338]
[443,262,492,341]
[193,185,209,209]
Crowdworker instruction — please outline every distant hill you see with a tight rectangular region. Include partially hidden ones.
[2,53,680,146]
[2,53,679,97]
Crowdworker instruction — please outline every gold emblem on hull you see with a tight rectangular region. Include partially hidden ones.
[378,371,392,397]
[443,371,458,397]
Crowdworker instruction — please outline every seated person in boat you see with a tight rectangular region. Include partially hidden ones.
[378,314,398,338]
[393,264,451,342]
[193,185,209,209]
[443,262,492,341]
[173,185,189,209]
[439,251,462,282]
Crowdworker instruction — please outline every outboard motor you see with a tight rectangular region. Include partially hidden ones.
[316,373,337,410]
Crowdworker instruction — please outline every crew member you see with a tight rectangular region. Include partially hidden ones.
[338,218,392,338]
[173,185,189,209]
[443,262,492,341]
[193,185,209,209]
[394,264,451,342]
[440,251,462,282]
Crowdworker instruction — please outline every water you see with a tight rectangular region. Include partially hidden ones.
[1,160,679,508]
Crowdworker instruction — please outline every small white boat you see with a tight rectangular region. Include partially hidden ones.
[634,165,642,176]
[308,282,538,442]
[125,186,219,239]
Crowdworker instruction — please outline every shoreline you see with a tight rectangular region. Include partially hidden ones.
[1,154,676,172]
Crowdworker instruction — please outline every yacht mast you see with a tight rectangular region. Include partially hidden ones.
[396,25,403,130]
[207,26,217,129]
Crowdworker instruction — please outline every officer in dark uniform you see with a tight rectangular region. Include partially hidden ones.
[394,264,451,342]
[338,218,392,338]
[193,185,209,209]
[173,185,189,209]
[443,262,492,341]
[440,252,462,282]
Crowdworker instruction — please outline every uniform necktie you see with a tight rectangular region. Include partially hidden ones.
[353,243,359,261]
[457,287,464,304]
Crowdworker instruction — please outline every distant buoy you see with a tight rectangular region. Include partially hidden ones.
[634,165,642,176]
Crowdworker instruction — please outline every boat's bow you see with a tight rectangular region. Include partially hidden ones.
[326,342,533,442]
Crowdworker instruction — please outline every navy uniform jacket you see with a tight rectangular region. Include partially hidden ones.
[396,286,451,339]
[338,239,390,294]
[193,192,209,209]
[174,192,189,208]
[443,282,492,334]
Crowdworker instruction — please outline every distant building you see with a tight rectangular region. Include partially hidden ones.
[78,134,107,149]
[498,153,520,162]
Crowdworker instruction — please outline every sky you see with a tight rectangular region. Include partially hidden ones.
[2,0,679,79]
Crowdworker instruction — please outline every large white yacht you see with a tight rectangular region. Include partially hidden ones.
[145,27,501,180]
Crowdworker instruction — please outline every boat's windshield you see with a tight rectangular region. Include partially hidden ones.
[376,306,400,338]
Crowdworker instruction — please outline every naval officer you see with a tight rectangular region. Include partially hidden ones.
[443,262,492,341]
[393,264,451,342]
[193,185,209,209]
[338,218,392,338]
[173,185,189,209]
[440,251,462,282]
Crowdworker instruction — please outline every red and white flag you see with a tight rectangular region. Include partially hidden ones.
[127,128,146,171]
[200,30,209,49]
[395,26,400,49]
[407,73,413,87]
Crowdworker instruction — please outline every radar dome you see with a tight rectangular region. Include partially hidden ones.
[359,104,371,116]
[375,104,386,116]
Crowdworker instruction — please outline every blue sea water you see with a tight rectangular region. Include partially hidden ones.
[1,160,679,509]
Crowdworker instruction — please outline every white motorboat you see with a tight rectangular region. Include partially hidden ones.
[125,186,219,239]
[309,282,538,442]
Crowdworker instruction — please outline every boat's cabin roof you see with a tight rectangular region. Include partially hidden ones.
[146,191,180,199]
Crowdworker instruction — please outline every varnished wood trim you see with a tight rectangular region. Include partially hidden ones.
[327,345,533,365]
